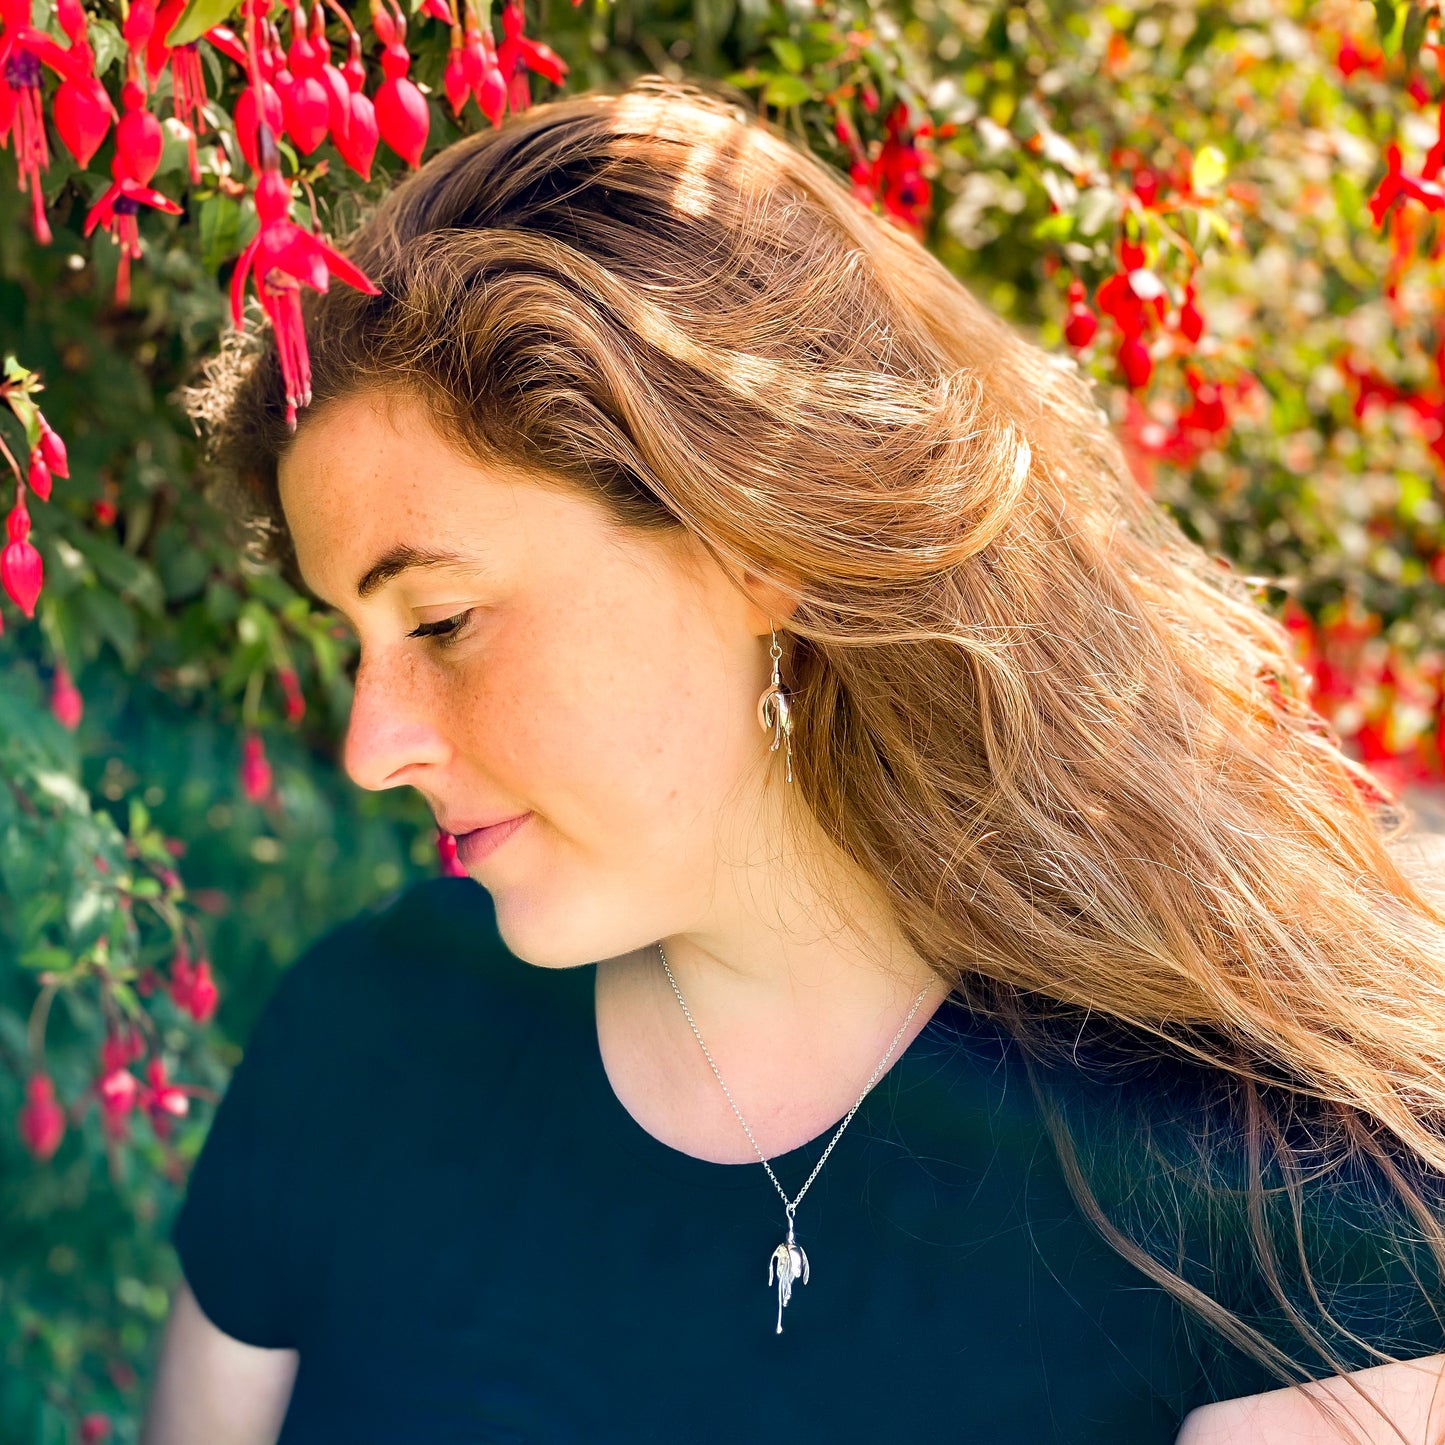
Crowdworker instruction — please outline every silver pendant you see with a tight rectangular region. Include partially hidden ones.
[767,1208,809,1333]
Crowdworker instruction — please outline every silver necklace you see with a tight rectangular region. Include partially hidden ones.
[657,942,940,1334]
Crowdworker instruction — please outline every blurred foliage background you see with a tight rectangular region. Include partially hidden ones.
[3,0,1444,1437]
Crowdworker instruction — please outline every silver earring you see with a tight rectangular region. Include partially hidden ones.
[756,618,794,784]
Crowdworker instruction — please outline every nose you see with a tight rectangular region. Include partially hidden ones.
[342,646,451,792]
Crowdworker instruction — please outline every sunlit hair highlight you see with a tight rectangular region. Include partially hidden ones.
[185,73,1445,1442]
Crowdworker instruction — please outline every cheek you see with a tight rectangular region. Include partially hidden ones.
[467,593,759,823]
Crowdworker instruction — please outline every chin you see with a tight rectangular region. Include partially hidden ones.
[488,891,646,972]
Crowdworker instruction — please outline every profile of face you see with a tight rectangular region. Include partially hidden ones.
[277,389,787,970]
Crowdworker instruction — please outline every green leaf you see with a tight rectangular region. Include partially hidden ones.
[197,194,244,276]
[164,0,238,48]
[1191,145,1228,194]
[768,36,805,73]
[1032,212,1076,241]
[762,74,813,108]
[1404,3,1428,67]
[76,586,140,668]
[17,946,74,973]
[67,531,165,617]
[128,797,150,839]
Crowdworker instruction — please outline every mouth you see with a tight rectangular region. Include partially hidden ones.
[454,813,532,867]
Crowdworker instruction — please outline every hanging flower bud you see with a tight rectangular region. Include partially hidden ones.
[19,1072,66,1161]
[50,662,82,729]
[311,3,351,143]
[282,2,330,153]
[1117,335,1153,390]
[27,447,51,501]
[444,39,470,120]
[186,956,218,1022]
[52,75,116,169]
[2,495,42,617]
[475,29,506,127]
[241,731,273,801]
[115,80,165,184]
[1178,282,1205,344]
[1062,278,1097,350]
[235,80,285,171]
[38,417,68,477]
[374,40,430,166]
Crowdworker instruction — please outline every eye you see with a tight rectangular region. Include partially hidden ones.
[407,609,475,648]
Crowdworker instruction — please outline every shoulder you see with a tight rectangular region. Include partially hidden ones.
[1174,1351,1445,1443]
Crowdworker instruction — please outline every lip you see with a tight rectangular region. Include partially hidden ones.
[455,813,532,868]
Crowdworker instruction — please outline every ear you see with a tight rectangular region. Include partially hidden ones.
[736,566,804,638]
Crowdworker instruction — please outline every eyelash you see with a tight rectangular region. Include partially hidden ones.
[407,610,475,648]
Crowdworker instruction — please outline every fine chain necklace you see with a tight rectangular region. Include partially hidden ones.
[656,941,940,1334]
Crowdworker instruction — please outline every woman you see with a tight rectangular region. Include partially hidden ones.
[144,75,1445,1444]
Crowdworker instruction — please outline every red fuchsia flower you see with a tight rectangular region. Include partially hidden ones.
[1369,141,1445,228]
[1062,278,1097,349]
[83,80,184,308]
[19,1071,66,1160]
[229,124,382,427]
[2,492,41,616]
[332,28,378,179]
[0,0,87,244]
[147,0,212,184]
[278,665,305,722]
[188,956,218,1021]
[1176,281,1205,345]
[50,0,117,171]
[473,22,506,127]
[50,661,82,729]
[78,1413,112,1444]
[849,101,933,233]
[371,0,429,166]
[96,1055,140,1135]
[280,1,331,155]
[436,827,468,877]
[1117,334,1153,390]
[38,416,67,474]
[26,446,49,500]
[234,76,284,171]
[495,0,568,113]
[138,1057,192,1140]
[1336,33,1385,79]
[1132,167,1159,208]
[93,497,116,525]
[307,3,351,149]
[240,730,273,801]
[169,945,217,1021]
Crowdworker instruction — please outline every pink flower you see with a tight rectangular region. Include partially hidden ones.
[229,125,381,428]
[50,662,82,729]
[19,1072,65,1161]
[2,494,42,617]
[240,731,273,801]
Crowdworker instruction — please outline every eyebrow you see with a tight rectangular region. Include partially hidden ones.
[351,544,485,602]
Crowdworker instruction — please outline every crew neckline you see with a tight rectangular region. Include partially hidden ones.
[583,959,962,1185]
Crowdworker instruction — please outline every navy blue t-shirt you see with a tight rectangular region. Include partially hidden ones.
[167,875,1445,1442]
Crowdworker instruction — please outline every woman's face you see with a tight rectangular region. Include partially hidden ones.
[277,389,784,968]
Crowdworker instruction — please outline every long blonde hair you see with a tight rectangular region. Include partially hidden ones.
[186,74,1445,1440]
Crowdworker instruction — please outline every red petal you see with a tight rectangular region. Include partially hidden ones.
[315,237,382,295]
[229,234,260,328]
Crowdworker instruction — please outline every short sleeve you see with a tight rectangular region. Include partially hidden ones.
[167,916,370,1349]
